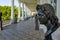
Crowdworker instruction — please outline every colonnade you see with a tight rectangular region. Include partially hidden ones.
[11,0,59,23]
[11,0,31,23]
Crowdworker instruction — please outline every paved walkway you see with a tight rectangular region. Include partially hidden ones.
[0,18,44,40]
[0,17,60,40]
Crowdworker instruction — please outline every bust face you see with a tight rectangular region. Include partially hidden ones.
[36,5,47,24]
[38,13,47,24]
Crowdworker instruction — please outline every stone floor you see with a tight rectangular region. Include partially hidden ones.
[0,18,44,40]
[0,17,60,40]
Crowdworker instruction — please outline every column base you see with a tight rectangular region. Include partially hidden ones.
[20,17,24,20]
[11,19,15,24]
[17,18,21,22]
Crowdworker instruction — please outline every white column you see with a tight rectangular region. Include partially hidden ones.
[25,5,28,17]
[26,6,29,17]
[26,6,28,17]
[51,0,56,8]
[21,3,24,20]
[11,0,14,23]
[25,6,31,17]
[24,4,27,18]
[57,0,60,22]
[17,1,21,22]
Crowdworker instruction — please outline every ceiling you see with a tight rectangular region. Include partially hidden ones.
[20,0,38,4]
[20,0,40,12]
[20,0,51,12]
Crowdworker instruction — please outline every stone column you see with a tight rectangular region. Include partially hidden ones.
[24,4,27,18]
[17,0,21,22]
[25,5,31,17]
[11,0,14,23]
[21,3,24,20]
[51,0,56,8]
[25,5,28,17]
[57,0,60,22]
[26,6,29,17]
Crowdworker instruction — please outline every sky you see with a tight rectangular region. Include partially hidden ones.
[0,0,19,7]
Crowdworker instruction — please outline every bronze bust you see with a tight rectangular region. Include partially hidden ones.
[35,4,60,40]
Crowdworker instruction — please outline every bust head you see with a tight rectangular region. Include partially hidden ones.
[36,4,47,24]
[36,4,58,26]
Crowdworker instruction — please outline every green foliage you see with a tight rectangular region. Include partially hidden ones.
[0,6,11,20]
[0,6,22,20]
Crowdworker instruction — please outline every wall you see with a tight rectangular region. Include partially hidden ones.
[57,0,60,22]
